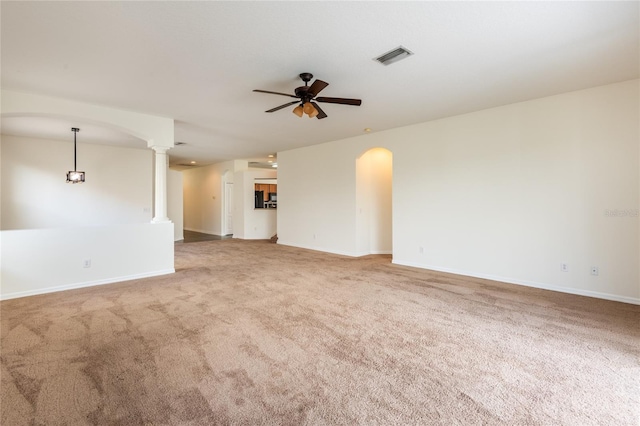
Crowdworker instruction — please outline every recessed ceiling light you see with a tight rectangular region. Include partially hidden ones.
[190,161,196,164]
[268,160,273,163]
[364,128,371,133]
[268,154,275,158]
[272,164,278,168]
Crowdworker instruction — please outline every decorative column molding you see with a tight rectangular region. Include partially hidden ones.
[151,146,172,223]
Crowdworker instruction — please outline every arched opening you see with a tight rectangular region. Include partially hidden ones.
[1,113,150,148]
[356,147,392,256]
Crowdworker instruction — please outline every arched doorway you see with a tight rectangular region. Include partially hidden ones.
[356,147,392,256]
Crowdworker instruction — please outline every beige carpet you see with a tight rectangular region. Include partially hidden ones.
[1,239,639,425]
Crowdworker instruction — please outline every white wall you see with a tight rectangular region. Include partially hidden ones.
[233,169,278,239]
[1,223,174,299]
[278,80,639,304]
[1,135,153,230]
[167,169,184,241]
[278,144,357,254]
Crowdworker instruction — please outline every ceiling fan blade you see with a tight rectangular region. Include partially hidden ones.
[311,102,327,119]
[265,101,300,113]
[253,89,298,99]
[315,97,362,106]
[307,79,329,97]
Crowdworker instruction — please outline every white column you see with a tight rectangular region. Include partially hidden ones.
[151,146,171,223]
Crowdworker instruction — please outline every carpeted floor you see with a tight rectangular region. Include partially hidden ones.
[1,239,639,425]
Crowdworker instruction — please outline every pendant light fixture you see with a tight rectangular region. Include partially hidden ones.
[66,127,85,183]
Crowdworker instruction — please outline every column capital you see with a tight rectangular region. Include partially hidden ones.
[150,145,171,154]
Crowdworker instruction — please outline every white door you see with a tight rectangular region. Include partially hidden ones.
[225,182,234,235]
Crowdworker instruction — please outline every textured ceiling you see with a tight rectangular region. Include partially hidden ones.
[1,1,638,168]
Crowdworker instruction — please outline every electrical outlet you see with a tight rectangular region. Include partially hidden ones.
[313,233,316,240]
[591,266,599,276]
[419,246,424,254]
[561,263,569,272]
[83,259,91,268]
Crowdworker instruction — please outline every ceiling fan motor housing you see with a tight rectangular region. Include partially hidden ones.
[295,86,311,100]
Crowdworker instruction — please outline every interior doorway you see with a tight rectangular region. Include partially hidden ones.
[356,148,392,255]
[223,171,234,236]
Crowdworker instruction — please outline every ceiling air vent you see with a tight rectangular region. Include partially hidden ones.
[374,46,413,66]
[249,161,278,170]
[175,141,186,146]
[177,163,196,167]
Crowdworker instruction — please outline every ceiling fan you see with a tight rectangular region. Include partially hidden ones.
[253,73,362,119]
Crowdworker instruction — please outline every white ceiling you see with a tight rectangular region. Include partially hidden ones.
[1,1,638,168]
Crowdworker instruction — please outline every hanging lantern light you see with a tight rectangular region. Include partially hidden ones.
[66,127,85,184]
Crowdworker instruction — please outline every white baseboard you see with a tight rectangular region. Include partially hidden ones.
[392,260,640,306]
[352,250,393,257]
[183,227,222,236]
[277,241,362,257]
[0,269,175,301]
[241,240,640,305]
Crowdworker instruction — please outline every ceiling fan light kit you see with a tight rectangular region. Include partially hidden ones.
[302,102,317,117]
[254,73,362,120]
